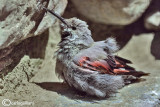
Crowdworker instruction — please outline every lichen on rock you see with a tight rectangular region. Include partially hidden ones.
[0,55,42,95]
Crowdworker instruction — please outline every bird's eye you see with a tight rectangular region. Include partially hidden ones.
[72,26,77,30]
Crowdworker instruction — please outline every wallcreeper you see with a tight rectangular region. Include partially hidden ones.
[43,7,148,98]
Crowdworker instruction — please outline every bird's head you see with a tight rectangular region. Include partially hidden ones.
[43,7,94,47]
[60,17,94,47]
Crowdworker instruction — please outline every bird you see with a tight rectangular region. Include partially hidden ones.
[43,7,149,98]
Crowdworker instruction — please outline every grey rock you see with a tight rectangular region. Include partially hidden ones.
[145,11,160,31]
[70,0,151,25]
[1,55,42,95]
[136,91,160,107]
[0,30,48,74]
[0,0,67,72]
[0,0,67,50]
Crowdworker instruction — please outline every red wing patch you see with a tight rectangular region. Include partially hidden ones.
[113,69,129,73]
[78,56,132,75]
[79,57,89,67]
[77,56,148,77]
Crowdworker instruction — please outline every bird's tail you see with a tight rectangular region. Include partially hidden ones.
[113,56,149,77]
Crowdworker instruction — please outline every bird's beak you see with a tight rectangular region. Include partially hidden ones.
[42,7,70,28]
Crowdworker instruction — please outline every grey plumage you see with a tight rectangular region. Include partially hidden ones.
[54,17,147,98]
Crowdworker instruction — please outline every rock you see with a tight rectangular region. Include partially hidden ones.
[0,0,67,50]
[145,11,160,31]
[137,91,160,107]
[70,0,151,25]
[1,55,42,94]
[0,0,67,72]
[0,30,48,74]
[151,32,160,59]
[0,78,4,89]
[143,0,160,31]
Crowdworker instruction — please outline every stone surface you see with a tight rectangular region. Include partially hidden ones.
[144,0,160,31]
[151,32,160,60]
[70,0,151,25]
[1,55,42,95]
[0,0,67,72]
[145,11,160,30]
[0,0,67,50]
[0,30,49,73]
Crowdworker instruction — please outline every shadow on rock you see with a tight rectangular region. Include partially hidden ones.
[151,32,160,60]
[35,80,147,102]
[35,82,108,102]
[0,30,49,77]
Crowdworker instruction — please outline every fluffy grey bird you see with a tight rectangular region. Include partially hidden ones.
[44,7,148,98]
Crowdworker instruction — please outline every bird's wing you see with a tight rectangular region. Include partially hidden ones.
[73,42,148,76]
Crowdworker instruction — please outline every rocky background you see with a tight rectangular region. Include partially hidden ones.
[0,0,160,107]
